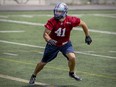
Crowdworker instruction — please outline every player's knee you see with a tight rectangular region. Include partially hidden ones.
[68,56,76,61]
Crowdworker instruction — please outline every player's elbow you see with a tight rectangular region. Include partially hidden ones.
[43,32,51,42]
[79,20,86,27]
[43,33,46,40]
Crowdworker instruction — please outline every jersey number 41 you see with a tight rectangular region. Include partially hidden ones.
[55,28,66,37]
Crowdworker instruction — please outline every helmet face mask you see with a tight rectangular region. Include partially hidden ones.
[54,3,68,20]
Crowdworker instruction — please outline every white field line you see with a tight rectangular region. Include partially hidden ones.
[3,53,18,56]
[0,19,116,35]
[0,73,48,86]
[93,14,116,18]
[75,51,116,59]
[0,40,44,49]
[70,14,116,18]
[74,28,116,35]
[0,19,44,26]
[20,14,52,17]
[109,51,116,53]
[0,30,25,33]
[6,14,53,17]
[0,15,9,18]
[38,52,44,54]
[0,40,116,59]
[19,15,33,18]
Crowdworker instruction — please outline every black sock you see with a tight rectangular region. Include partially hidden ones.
[32,74,36,77]
[69,72,74,75]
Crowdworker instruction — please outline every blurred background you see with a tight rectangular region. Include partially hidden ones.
[0,0,116,5]
[0,0,116,11]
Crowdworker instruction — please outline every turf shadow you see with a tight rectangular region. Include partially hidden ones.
[22,84,77,87]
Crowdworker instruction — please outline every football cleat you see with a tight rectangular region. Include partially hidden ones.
[69,72,82,81]
[29,74,36,85]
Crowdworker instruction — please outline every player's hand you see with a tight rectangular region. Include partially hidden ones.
[47,39,57,46]
[85,36,92,45]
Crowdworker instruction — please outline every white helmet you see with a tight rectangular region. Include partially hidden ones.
[54,3,68,20]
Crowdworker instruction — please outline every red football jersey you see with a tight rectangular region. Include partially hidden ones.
[44,16,80,46]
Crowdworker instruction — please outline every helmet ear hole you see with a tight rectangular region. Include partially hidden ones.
[54,3,68,20]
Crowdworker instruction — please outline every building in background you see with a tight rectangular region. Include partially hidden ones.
[0,0,116,5]
[0,0,45,5]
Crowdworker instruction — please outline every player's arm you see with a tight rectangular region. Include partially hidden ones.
[43,28,56,45]
[43,28,51,42]
[79,20,89,36]
[79,20,92,45]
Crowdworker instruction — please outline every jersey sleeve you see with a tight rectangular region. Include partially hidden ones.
[71,17,80,27]
[44,19,53,30]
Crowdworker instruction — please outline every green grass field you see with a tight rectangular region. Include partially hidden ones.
[0,10,116,87]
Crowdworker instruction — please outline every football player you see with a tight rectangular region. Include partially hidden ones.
[29,2,92,84]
